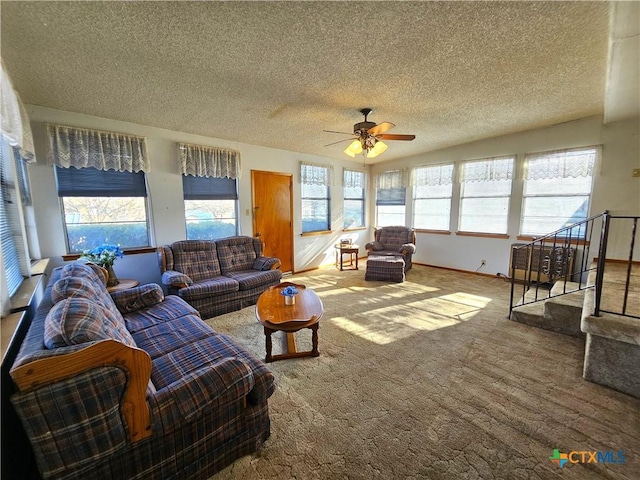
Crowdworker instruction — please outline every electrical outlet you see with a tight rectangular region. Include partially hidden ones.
[633,168,640,178]
[481,259,486,266]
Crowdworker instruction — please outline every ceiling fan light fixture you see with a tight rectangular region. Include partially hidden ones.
[344,139,363,157]
[366,140,388,158]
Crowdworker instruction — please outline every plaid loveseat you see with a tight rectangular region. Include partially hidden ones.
[158,237,282,319]
[365,226,417,271]
[9,262,275,480]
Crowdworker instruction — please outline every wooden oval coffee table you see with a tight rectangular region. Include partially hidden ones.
[255,282,324,362]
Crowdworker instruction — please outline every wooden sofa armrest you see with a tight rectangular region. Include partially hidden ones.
[270,260,282,270]
[11,340,152,442]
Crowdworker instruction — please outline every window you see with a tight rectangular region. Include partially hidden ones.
[412,163,453,230]
[1,140,28,296]
[301,163,331,233]
[183,175,238,239]
[459,156,514,234]
[376,188,406,227]
[343,169,365,229]
[55,166,150,253]
[375,169,407,227]
[521,147,597,236]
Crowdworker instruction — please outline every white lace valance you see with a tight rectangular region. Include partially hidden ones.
[343,168,366,189]
[178,143,240,178]
[411,163,453,187]
[524,147,599,180]
[375,169,407,190]
[47,124,150,172]
[460,156,514,183]
[1,62,35,162]
[301,161,332,186]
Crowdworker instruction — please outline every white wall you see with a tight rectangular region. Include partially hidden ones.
[371,115,640,274]
[26,105,372,282]
[24,106,640,284]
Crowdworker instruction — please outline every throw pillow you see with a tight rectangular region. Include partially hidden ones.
[44,298,136,349]
[371,241,385,251]
[111,284,165,313]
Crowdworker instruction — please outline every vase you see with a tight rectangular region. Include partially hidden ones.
[284,295,295,306]
[105,264,120,287]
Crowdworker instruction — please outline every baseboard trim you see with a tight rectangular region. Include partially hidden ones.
[413,262,500,278]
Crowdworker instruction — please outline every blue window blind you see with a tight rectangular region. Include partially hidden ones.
[182,175,237,200]
[55,165,147,197]
[0,144,24,296]
[376,187,406,206]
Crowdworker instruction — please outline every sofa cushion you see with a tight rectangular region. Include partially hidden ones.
[44,298,136,349]
[171,240,222,281]
[224,269,282,291]
[131,314,214,360]
[216,237,260,274]
[60,262,108,287]
[51,276,126,333]
[178,276,239,300]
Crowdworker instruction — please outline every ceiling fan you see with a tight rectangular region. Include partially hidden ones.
[324,108,416,159]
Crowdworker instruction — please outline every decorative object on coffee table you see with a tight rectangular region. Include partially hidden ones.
[281,285,299,305]
[256,282,324,362]
[79,244,124,287]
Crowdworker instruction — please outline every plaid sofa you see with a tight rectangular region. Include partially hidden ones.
[9,262,275,480]
[158,237,282,318]
[365,226,417,271]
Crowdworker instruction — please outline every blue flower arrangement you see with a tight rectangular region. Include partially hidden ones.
[280,285,299,297]
[80,244,124,267]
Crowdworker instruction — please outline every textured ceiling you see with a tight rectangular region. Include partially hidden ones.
[1,1,611,163]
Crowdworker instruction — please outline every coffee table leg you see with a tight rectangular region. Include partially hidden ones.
[264,326,274,362]
[311,324,319,357]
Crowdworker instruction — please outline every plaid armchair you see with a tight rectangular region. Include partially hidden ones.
[365,226,417,271]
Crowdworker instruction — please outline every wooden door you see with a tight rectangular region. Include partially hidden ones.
[251,170,294,273]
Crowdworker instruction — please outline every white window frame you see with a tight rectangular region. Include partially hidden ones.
[520,147,598,237]
[183,175,239,240]
[411,163,454,231]
[343,169,366,229]
[458,156,514,235]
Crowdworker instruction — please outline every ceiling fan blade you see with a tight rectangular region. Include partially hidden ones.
[368,122,395,135]
[377,134,416,141]
[324,138,356,147]
[323,129,354,135]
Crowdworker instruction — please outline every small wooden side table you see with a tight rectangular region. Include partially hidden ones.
[335,244,359,271]
[107,279,140,293]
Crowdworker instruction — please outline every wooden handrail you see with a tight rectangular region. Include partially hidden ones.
[11,340,152,442]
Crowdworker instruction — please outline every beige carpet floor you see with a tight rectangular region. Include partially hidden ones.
[207,264,639,480]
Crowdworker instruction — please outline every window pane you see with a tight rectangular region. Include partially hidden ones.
[521,196,589,235]
[415,183,452,198]
[302,199,329,232]
[414,198,451,230]
[459,197,509,234]
[302,183,328,198]
[462,178,512,197]
[523,176,592,196]
[185,199,237,240]
[62,197,149,252]
[344,199,364,228]
[377,205,405,227]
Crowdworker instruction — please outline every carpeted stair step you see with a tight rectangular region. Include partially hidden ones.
[510,282,586,337]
